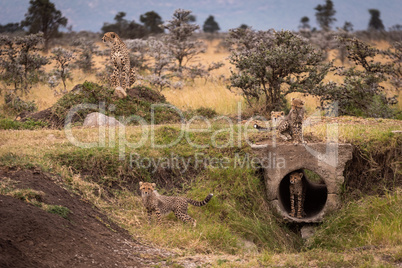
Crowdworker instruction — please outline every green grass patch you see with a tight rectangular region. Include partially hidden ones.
[309,189,402,250]
[0,177,70,219]
[46,205,70,219]
[0,118,49,130]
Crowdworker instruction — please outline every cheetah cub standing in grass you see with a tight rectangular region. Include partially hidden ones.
[139,182,213,227]
[289,171,306,219]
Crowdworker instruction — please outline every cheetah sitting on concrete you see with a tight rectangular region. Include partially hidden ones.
[253,111,285,131]
[102,32,135,92]
[253,98,306,145]
[139,182,213,227]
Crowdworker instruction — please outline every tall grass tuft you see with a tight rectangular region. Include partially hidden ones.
[309,189,402,250]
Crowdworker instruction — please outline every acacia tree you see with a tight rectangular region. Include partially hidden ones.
[315,0,336,31]
[299,16,311,31]
[163,9,205,73]
[203,15,220,33]
[0,33,48,95]
[140,11,164,35]
[50,47,74,94]
[368,9,385,31]
[388,42,402,91]
[21,0,67,51]
[101,12,147,39]
[145,37,175,91]
[0,23,24,33]
[227,28,332,113]
[313,37,397,118]
[72,38,98,73]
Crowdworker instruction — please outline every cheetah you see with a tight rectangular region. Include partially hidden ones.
[139,182,213,227]
[253,111,285,131]
[102,32,136,90]
[289,171,306,218]
[277,98,305,144]
[253,98,306,145]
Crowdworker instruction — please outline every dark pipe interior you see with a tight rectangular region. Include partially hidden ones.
[278,169,328,219]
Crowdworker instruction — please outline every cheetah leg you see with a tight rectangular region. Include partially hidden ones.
[300,131,307,145]
[289,194,295,217]
[121,67,129,90]
[155,209,162,224]
[112,67,120,88]
[147,210,153,224]
[296,125,307,145]
[297,194,303,218]
[175,212,197,227]
[293,135,300,145]
[280,129,292,141]
[293,128,302,145]
[129,68,136,87]
[280,134,291,141]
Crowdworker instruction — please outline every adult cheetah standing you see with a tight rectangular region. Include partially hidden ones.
[102,32,135,91]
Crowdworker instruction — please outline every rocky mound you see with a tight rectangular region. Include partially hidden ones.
[22,82,182,128]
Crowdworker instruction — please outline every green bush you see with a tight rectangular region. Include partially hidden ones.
[3,94,38,115]
[0,118,48,130]
[185,107,218,119]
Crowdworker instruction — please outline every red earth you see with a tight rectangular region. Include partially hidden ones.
[0,167,186,268]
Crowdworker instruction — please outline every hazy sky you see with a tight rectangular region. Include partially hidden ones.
[0,0,401,32]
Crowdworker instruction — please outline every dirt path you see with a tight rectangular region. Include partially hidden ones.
[0,168,185,268]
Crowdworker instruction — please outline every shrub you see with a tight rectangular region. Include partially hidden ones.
[0,33,48,94]
[313,37,398,118]
[0,118,48,130]
[227,29,332,113]
[3,94,38,115]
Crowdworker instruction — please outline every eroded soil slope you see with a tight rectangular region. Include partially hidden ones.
[0,167,176,268]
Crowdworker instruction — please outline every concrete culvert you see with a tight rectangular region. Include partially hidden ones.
[252,143,353,223]
[278,169,328,219]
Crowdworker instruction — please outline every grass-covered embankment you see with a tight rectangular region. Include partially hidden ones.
[0,116,401,266]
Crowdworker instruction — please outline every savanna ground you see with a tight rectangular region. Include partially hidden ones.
[0,38,401,267]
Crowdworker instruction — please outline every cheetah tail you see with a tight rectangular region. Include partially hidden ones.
[187,194,213,207]
[253,124,272,132]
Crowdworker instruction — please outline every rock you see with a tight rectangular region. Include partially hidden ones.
[301,225,316,240]
[237,238,258,253]
[301,225,317,247]
[47,134,56,141]
[83,112,124,128]
[115,86,127,99]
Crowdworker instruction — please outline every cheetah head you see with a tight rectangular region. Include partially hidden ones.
[291,98,305,109]
[139,182,156,196]
[289,172,303,184]
[271,111,284,123]
[102,32,119,44]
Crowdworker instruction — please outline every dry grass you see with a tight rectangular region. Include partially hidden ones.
[2,38,401,114]
[162,39,243,115]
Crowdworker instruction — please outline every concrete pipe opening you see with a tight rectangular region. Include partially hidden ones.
[278,169,328,219]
